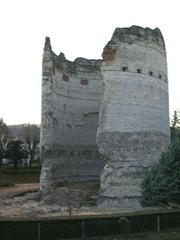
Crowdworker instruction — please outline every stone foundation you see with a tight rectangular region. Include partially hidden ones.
[97,131,170,209]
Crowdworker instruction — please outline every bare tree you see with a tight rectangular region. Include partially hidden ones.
[22,124,40,167]
[0,119,9,169]
[0,118,8,136]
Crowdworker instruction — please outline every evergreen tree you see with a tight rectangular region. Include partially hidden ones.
[171,110,180,128]
[141,112,180,207]
[171,110,180,140]
[5,139,28,168]
[0,118,9,169]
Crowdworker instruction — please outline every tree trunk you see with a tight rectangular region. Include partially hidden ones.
[0,158,2,170]
[29,153,34,168]
[14,159,18,169]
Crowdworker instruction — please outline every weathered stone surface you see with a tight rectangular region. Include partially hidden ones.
[40,37,105,191]
[42,186,98,208]
[97,131,169,209]
[41,26,170,210]
[97,26,170,209]
[103,26,165,51]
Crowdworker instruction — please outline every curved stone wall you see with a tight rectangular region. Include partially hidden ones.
[40,39,105,190]
[51,57,105,185]
[41,26,170,210]
[97,26,170,209]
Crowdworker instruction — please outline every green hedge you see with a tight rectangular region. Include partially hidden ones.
[0,173,39,184]
[0,209,180,240]
[0,179,15,187]
[0,222,38,240]
[0,168,40,175]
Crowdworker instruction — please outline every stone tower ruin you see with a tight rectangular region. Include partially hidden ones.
[40,26,170,209]
[97,26,170,209]
[40,37,105,191]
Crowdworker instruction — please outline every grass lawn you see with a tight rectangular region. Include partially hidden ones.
[119,230,180,239]
[0,168,40,185]
[69,230,180,239]
[0,174,39,184]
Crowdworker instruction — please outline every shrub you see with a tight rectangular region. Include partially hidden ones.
[118,217,131,234]
[0,179,15,187]
[0,168,40,174]
[140,135,180,208]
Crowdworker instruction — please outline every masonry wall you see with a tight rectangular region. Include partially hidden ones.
[40,39,105,190]
[51,58,105,186]
[41,26,170,211]
[97,26,170,209]
[40,38,54,191]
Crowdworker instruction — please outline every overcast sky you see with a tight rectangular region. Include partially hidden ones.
[0,0,179,125]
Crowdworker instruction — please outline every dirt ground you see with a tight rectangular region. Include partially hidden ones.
[0,183,102,218]
[0,184,158,218]
[0,183,130,218]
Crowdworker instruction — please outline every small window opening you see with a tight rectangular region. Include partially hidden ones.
[63,73,69,82]
[137,69,141,73]
[53,118,58,129]
[158,74,162,79]
[80,79,89,85]
[122,67,128,72]
[149,71,153,76]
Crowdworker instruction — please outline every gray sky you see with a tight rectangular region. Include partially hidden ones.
[0,0,179,125]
